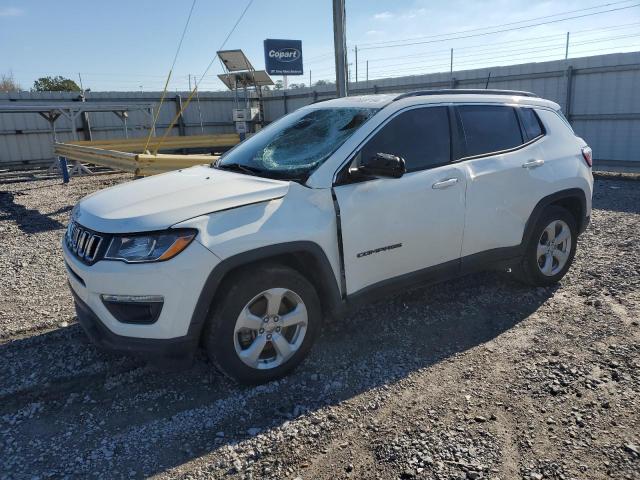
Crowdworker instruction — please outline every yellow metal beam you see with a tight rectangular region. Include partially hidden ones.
[54,142,222,176]
[68,134,240,153]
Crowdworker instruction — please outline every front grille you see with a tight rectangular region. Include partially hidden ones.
[65,221,105,264]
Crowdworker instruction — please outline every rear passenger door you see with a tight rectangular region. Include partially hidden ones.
[456,104,548,259]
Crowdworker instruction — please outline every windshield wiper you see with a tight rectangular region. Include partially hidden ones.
[215,162,306,183]
[215,162,263,177]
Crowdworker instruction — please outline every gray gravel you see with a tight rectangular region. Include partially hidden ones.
[0,172,129,338]
[1,170,639,479]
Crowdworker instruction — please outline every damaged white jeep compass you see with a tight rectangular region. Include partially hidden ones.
[63,89,593,384]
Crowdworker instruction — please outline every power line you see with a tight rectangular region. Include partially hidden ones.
[362,22,640,64]
[358,3,640,51]
[364,32,640,72]
[169,0,197,72]
[144,0,197,151]
[152,0,255,152]
[300,3,639,64]
[29,22,636,86]
[367,43,567,72]
[552,20,640,35]
[305,51,335,62]
[357,0,637,47]
[311,22,640,76]
[369,40,638,74]
[366,37,565,66]
[352,26,640,74]
[58,27,639,90]
[366,43,640,78]
[184,0,255,90]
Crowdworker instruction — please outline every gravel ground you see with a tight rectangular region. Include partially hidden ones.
[0,170,639,480]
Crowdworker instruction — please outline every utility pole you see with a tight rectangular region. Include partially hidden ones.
[366,60,369,87]
[309,70,312,88]
[77,72,92,141]
[332,0,347,97]
[355,45,358,84]
[449,49,453,87]
[188,74,192,91]
[565,32,570,60]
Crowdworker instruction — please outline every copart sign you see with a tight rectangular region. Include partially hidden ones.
[264,39,303,75]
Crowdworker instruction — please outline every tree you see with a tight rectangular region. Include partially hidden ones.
[33,76,81,92]
[0,72,21,92]
[289,83,306,89]
[273,80,284,90]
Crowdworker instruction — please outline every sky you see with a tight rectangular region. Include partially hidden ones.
[1,0,639,92]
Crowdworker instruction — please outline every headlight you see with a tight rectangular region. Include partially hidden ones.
[105,229,196,263]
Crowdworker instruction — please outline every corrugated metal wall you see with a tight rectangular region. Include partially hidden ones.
[1,51,638,168]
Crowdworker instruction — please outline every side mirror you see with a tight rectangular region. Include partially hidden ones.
[357,152,406,179]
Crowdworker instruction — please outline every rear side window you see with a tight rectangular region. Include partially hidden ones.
[458,105,523,157]
[520,108,544,140]
[361,106,450,172]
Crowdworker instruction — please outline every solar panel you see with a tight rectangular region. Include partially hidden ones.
[217,50,254,72]
[251,70,274,86]
[217,71,274,90]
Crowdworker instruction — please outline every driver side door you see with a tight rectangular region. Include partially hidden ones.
[333,105,467,295]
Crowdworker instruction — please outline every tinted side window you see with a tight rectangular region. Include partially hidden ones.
[458,105,523,157]
[520,108,544,140]
[361,107,450,172]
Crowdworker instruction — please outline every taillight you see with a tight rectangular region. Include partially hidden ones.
[581,146,593,167]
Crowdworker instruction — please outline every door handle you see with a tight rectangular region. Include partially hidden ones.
[522,159,545,169]
[432,177,459,189]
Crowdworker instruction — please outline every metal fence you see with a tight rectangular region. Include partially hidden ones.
[1,51,639,169]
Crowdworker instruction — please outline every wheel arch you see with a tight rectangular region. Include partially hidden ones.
[187,241,343,343]
[522,188,588,248]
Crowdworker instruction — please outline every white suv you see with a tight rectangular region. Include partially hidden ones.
[63,89,593,384]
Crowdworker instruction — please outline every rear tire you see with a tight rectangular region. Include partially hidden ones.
[203,264,321,384]
[516,205,577,286]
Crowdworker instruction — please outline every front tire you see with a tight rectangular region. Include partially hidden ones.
[204,264,321,384]
[517,205,578,286]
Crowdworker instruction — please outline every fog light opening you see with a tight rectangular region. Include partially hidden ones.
[100,294,164,324]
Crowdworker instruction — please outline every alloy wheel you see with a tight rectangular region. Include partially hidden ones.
[537,219,572,276]
[233,288,308,370]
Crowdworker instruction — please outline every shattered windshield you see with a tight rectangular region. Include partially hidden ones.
[215,107,378,181]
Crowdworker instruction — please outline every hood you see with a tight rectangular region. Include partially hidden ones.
[75,165,290,233]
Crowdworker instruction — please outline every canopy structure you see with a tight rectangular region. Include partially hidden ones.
[1,103,242,178]
[0,103,154,175]
[1,102,243,179]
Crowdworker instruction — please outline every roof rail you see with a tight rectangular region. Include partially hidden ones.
[393,89,538,101]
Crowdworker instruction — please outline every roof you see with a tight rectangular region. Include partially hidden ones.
[0,103,154,114]
[308,90,560,111]
[394,88,537,99]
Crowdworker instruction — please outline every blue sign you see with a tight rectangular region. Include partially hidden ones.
[264,39,303,76]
